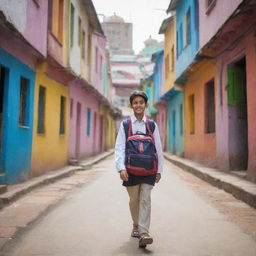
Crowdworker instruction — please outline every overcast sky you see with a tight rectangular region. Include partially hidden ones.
[92,0,170,54]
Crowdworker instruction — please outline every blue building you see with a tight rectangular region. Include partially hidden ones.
[0,49,35,184]
[152,50,164,103]
[161,89,184,154]
[168,0,199,81]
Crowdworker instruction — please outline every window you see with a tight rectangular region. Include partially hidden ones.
[78,17,82,46]
[183,8,191,47]
[82,30,86,59]
[179,24,183,55]
[100,55,103,78]
[95,47,98,72]
[50,0,64,42]
[171,46,175,71]
[37,86,46,134]
[188,94,195,134]
[70,98,73,119]
[94,112,97,138]
[87,34,91,65]
[206,0,217,14]
[70,3,75,47]
[87,108,91,136]
[19,77,29,126]
[60,96,66,135]
[176,31,179,58]
[32,0,40,7]
[206,0,215,7]
[180,104,183,135]
[165,54,170,78]
[205,79,215,133]
[186,8,191,46]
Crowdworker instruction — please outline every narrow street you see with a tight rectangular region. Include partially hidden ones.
[1,156,256,256]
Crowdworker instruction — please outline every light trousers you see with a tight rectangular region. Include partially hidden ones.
[126,183,153,234]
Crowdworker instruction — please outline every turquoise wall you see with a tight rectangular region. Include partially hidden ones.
[0,49,35,184]
[167,91,184,154]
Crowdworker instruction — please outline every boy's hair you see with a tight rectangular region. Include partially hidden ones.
[130,90,148,104]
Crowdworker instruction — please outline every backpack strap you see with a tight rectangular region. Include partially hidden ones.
[123,118,155,140]
[146,119,156,142]
[122,118,132,140]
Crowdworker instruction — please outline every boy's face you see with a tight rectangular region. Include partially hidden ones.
[130,96,147,115]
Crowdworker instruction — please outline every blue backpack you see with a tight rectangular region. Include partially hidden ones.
[123,118,158,176]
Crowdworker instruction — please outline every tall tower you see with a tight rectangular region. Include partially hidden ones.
[101,14,134,55]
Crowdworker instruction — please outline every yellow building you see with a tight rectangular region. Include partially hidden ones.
[31,61,69,175]
[160,16,176,93]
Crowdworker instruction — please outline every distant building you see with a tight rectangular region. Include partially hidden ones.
[139,36,163,57]
[110,36,162,117]
[101,14,134,55]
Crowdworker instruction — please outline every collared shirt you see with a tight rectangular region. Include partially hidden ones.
[115,114,163,173]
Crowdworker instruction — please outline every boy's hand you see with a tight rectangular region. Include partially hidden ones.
[119,170,129,181]
[156,173,161,183]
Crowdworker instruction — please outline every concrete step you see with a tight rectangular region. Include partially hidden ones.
[0,173,6,184]
[0,185,7,194]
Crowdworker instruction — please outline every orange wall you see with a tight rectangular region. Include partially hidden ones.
[184,59,217,167]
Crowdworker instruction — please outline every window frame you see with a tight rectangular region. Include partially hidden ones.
[19,77,30,127]
[37,85,46,134]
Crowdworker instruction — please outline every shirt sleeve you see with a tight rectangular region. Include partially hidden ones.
[153,122,164,173]
[115,121,126,172]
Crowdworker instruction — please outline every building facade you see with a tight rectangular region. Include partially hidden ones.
[0,0,48,183]
[0,0,119,184]
[101,14,134,55]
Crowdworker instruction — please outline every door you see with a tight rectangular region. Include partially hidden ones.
[227,57,248,170]
[172,110,176,153]
[0,66,6,173]
[75,102,81,159]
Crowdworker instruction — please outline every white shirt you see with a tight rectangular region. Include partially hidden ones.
[115,114,163,173]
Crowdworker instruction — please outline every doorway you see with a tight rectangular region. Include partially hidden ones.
[75,102,81,159]
[172,110,176,153]
[227,57,248,170]
[0,66,7,173]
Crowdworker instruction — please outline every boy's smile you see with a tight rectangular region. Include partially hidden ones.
[130,96,148,118]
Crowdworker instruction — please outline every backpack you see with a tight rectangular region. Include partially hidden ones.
[123,118,158,176]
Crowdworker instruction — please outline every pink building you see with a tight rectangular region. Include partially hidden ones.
[155,102,167,151]
[68,1,117,160]
[0,0,48,69]
[68,80,102,159]
[199,0,256,180]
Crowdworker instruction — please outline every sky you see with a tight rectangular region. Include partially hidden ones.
[92,0,170,54]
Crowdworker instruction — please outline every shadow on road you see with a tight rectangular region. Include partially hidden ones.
[113,237,154,255]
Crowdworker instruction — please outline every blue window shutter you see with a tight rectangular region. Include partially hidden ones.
[87,108,91,136]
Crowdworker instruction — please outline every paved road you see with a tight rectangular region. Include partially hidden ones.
[2,156,256,256]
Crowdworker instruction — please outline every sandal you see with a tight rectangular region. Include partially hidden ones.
[131,228,140,238]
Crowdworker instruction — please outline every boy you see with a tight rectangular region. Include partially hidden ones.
[115,90,163,248]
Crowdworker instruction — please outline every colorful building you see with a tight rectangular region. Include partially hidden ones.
[150,50,168,149]
[165,0,256,181]
[31,0,69,175]
[67,0,105,160]
[0,0,48,183]
[158,15,184,155]
[168,0,216,165]
[198,0,256,180]
[0,0,119,184]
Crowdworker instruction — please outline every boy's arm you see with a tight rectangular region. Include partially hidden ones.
[153,122,164,177]
[115,121,126,172]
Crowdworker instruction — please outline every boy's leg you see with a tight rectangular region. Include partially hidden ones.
[126,185,140,229]
[138,183,153,235]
